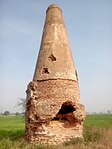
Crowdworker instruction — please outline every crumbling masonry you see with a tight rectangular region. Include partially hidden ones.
[25,4,86,145]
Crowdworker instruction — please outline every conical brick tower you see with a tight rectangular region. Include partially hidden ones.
[25,4,86,144]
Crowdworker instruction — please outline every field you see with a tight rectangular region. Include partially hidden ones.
[0,114,112,149]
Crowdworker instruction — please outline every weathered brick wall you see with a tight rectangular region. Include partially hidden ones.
[28,79,80,102]
[25,79,85,144]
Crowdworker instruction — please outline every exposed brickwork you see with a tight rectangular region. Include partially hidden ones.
[25,79,85,144]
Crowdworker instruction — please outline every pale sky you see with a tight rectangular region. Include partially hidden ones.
[0,0,112,113]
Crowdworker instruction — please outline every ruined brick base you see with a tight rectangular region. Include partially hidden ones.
[25,79,86,145]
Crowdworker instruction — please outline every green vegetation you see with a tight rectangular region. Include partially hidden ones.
[84,114,112,128]
[0,115,24,130]
[0,114,112,149]
[0,115,24,141]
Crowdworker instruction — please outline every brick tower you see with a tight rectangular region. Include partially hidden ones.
[25,4,86,144]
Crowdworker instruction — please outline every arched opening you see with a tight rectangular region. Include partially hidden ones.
[52,101,75,121]
[58,103,75,114]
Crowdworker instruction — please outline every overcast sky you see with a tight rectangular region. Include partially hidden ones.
[0,0,112,113]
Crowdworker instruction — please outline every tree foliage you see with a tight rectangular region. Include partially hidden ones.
[3,111,10,116]
[18,98,26,113]
[15,112,19,116]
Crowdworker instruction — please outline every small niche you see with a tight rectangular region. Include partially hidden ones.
[48,53,56,62]
[42,68,49,74]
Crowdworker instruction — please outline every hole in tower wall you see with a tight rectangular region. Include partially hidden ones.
[48,53,56,62]
[52,102,76,121]
[58,104,75,114]
[42,68,49,74]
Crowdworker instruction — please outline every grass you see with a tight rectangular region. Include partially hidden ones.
[0,115,24,130]
[0,115,24,141]
[0,114,112,149]
[84,114,112,128]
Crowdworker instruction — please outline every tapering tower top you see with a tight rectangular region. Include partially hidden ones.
[33,4,77,81]
[46,4,62,13]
